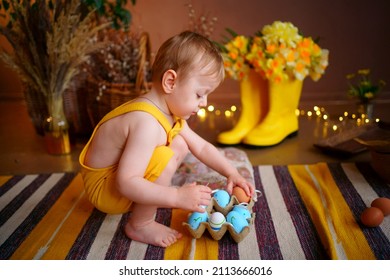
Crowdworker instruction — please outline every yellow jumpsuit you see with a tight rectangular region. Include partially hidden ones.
[79,101,184,214]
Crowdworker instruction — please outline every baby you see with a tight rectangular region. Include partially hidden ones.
[79,31,255,247]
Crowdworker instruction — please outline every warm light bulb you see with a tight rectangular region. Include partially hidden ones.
[207,105,215,112]
[339,116,344,122]
[323,115,328,120]
[230,105,237,112]
[307,111,313,117]
[225,110,232,117]
[197,108,206,118]
[332,125,338,131]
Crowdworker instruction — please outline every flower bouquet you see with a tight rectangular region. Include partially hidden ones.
[346,68,386,119]
[217,21,329,146]
[220,21,329,83]
[346,69,386,103]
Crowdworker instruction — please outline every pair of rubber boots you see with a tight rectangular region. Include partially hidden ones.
[217,71,303,147]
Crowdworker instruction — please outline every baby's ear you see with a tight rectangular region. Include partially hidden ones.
[162,69,177,93]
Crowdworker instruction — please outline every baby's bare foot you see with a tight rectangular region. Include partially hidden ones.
[125,220,182,247]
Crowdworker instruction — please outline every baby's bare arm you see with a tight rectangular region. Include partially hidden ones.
[119,178,211,212]
[180,123,255,196]
[115,113,211,212]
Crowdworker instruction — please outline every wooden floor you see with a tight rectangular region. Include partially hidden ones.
[0,98,389,175]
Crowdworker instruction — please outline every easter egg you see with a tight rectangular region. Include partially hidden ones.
[213,190,230,207]
[209,212,226,230]
[226,211,249,233]
[371,197,390,216]
[232,205,251,220]
[188,211,208,230]
[360,207,384,227]
[232,187,251,203]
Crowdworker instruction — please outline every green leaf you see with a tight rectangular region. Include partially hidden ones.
[82,0,136,29]
[2,1,10,11]
[31,2,38,12]
[9,11,15,21]
[254,30,262,37]
[94,0,104,10]
[47,0,54,10]
[213,41,227,52]
[225,27,238,38]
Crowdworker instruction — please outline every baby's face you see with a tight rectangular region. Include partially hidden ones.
[167,67,221,120]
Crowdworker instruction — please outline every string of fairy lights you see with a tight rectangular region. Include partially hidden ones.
[195,104,381,136]
[196,105,237,119]
[296,105,380,131]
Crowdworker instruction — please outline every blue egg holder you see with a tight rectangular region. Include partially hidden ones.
[182,195,256,243]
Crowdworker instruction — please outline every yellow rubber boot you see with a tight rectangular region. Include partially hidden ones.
[217,70,268,145]
[243,79,303,147]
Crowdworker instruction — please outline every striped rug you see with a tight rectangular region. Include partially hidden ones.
[1,162,389,260]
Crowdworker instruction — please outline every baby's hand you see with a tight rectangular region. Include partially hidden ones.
[226,174,255,197]
[176,182,212,212]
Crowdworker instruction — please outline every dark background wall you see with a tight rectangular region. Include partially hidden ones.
[1,0,389,103]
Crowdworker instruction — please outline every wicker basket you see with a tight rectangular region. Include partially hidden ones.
[86,31,152,127]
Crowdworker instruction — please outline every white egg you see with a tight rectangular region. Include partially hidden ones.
[209,212,226,230]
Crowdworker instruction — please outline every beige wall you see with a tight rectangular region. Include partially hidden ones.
[1,0,389,103]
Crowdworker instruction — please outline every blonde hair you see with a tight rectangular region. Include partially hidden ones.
[152,31,224,84]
